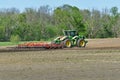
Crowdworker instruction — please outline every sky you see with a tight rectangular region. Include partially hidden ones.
[0,0,120,12]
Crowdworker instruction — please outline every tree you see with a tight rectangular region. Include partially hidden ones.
[0,8,20,41]
[81,9,101,38]
[1,5,120,42]
[98,8,113,38]
[110,7,120,38]
[53,4,86,35]
[0,26,5,41]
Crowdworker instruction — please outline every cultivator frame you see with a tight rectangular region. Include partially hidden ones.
[18,42,63,49]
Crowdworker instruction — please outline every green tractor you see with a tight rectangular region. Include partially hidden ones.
[53,30,88,48]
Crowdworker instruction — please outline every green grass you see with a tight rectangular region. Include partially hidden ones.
[0,42,19,46]
[0,41,50,46]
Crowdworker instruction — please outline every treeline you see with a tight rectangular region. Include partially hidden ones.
[0,4,120,42]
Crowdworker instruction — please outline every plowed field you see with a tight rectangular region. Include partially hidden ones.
[0,38,120,80]
[87,38,120,49]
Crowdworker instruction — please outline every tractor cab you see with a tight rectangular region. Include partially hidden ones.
[63,30,78,37]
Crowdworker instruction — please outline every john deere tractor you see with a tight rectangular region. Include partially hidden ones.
[53,30,88,48]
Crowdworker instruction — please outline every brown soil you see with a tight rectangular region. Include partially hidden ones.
[0,38,120,80]
[87,38,120,48]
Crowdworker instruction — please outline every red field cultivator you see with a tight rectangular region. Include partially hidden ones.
[18,42,63,49]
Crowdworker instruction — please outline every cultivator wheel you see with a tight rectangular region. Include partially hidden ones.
[77,39,86,47]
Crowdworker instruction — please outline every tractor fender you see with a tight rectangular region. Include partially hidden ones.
[54,37,60,41]
[72,36,78,40]
[60,36,68,41]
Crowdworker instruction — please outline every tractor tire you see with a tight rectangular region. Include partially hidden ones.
[77,39,86,47]
[64,39,72,48]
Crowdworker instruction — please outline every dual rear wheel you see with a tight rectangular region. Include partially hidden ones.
[64,39,86,48]
[77,39,86,47]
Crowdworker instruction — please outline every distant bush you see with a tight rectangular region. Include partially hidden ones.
[10,35,20,43]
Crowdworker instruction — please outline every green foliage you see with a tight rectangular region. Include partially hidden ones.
[10,35,20,43]
[53,4,86,34]
[0,5,120,42]
[110,7,118,16]
[0,26,5,41]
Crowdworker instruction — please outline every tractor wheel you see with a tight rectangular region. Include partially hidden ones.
[77,39,86,47]
[64,39,72,48]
